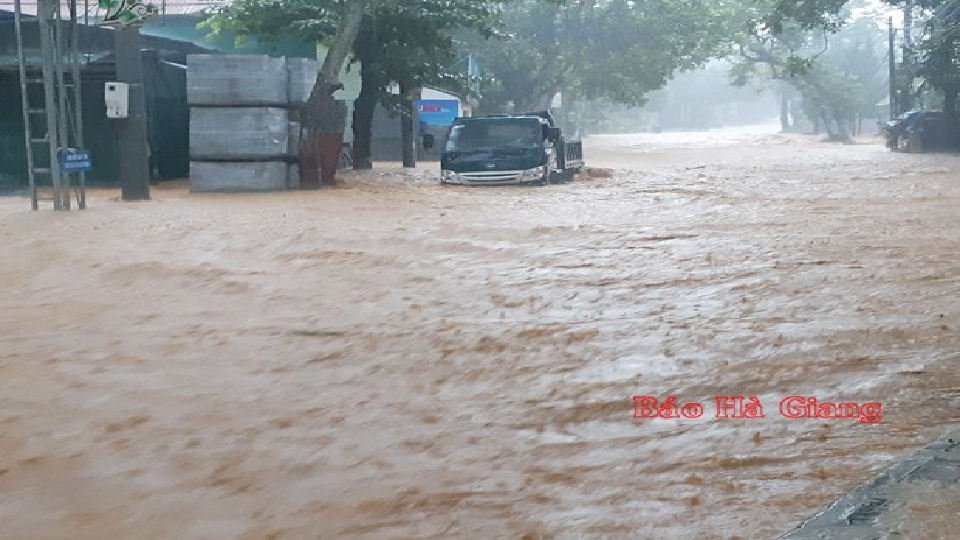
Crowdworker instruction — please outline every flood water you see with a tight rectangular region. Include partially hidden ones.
[1,126,958,539]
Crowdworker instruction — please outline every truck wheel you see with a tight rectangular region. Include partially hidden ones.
[897,134,910,152]
[909,131,922,153]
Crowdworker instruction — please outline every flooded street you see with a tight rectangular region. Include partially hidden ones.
[1,126,959,539]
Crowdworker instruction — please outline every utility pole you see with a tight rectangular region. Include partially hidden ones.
[115,24,151,200]
[889,17,897,120]
[901,0,914,112]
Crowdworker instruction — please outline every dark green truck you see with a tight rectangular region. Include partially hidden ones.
[424,111,584,186]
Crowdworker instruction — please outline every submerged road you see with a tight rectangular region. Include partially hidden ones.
[1,126,958,539]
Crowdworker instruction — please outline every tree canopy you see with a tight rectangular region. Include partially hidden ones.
[205,0,502,167]
[461,0,738,112]
[202,0,960,148]
[759,0,960,114]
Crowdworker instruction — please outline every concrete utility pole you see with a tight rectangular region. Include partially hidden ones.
[115,24,151,200]
[901,0,914,112]
[889,18,897,119]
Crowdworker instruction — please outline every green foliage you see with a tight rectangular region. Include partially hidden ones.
[729,0,890,138]
[199,0,340,48]
[201,0,499,100]
[826,17,889,116]
[463,0,736,112]
[361,1,501,100]
[201,0,503,164]
[919,19,960,94]
[761,0,960,108]
[763,0,847,33]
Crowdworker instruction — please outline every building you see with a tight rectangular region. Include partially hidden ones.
[0,4,366,187]
[372,86,468,162]
[0,9,215,188]
[1,1,463,188]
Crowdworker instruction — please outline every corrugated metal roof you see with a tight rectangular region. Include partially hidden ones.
[143,0,230,15]
[0,0,228,18]
[0,14,219,67]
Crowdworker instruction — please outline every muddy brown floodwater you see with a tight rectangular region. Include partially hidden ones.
[1,125,959,540]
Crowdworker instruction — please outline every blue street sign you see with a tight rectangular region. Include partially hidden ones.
[59,149,93,173]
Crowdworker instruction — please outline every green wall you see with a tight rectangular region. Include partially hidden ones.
[0,57,189,189]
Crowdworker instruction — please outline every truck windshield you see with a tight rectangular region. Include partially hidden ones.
[445,119,542,152]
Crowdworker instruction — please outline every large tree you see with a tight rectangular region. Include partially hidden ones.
[206,0,371,185]
[349,0,500,168]
[731,11,887,140]
[919,0,960,113]
[764,0,960,117]
[204,0,500,169]
[461,0,737,114]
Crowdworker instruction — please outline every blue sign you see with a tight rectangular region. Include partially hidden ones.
[59,149,93,173]
[414,99,460,127]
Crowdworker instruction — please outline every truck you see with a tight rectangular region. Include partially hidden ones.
[423,111,584,186]
[883,110,950,153]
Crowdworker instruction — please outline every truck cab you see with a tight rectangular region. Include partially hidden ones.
[424,112,582,186]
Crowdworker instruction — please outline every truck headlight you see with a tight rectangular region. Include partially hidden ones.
[521,166,546,181]
[441,170,458,183]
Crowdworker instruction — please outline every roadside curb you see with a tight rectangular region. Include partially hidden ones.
[779,427,960,539]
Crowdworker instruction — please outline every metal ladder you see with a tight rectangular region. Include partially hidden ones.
[13,0,87,210]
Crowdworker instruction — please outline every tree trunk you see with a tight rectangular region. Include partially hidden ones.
[831,108,851,142]
[790,99,802,130]
[822,114,838,140]
[400,110,415,167]
[302,1,365,133]
[350,15,381,170]
[945,86,959,151]
[299,0,367,188]
[944,87,957,115]
[351,78,377,170]
[779,89,790,132]
[319,132,343,185]
[399,81,415,168]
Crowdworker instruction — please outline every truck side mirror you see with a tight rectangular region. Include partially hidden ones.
[422,133,435,149]
[546,127,561,141]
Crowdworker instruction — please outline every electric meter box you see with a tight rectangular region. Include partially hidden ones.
[105,82,129,118]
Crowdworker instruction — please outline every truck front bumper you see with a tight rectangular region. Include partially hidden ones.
[442,167,545,186]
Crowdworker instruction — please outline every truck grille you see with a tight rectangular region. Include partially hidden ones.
[458,170,524,184]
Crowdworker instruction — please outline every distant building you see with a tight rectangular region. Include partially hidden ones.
[372,86,467,161]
